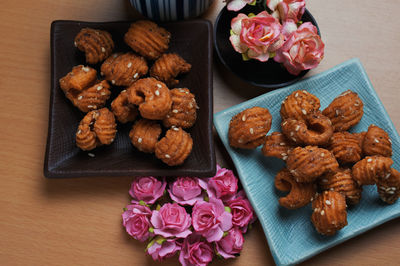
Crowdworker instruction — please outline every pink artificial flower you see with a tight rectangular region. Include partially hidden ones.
[227,193,255,233]
[192,197,233,242]
[147,238,182,261]
[229,11,284,62]
[207,165,238,202]
[215,227,244,259]
[274,22,324,75]
[168,177,207,206]
[179,234,214,266]
[129,176,166,205]
[122,204,152,242]
[267,0,306,23]
[227,0,255,12]
[151,203,192,238]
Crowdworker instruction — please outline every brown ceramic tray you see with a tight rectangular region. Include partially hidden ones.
[44,20,215,178]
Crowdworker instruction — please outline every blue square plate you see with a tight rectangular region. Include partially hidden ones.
[214,58,400,266]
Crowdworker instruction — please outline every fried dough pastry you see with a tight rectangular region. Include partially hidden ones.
[329,131,362,164]
[111,89,138,123]
[150,53,191,87]
[280,90,320,122]
[100,52,148,86]
[281,112,333,146]
[311,191,347,236]
[352,156,393,185]
[286,146,339,183]
[129,119,162,153]
[275,168,316,209]
[261,132,295,160]
[76,108,117,150]
[74,28,114,64]
[319,168,362,205]
[229,107,272,149]
[322,90,364,132]
[155,127,193,166]
[362,125,392,157]
[377,168,400,204]
[59,66,111,112]
[124,20,171,60]
[127,78,172,120]
[162,88,197,128]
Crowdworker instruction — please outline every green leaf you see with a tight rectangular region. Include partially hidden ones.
[249,0,257,6]
[204,195,209,202]
[297,20,303,26]
[223,231,229,237]
[123,207,127,211]
[269,52,276,58]
[248,13,256,18]
[230,29,235,36]
[242,53,250,61]
[156,204,161,211]
[224,206,232,213]
[145,239,155,251]
[155,236,166,245]
[139,200,146,206]
[148,227,154,233]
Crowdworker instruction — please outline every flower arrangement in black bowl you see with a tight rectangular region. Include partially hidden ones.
[214,0,323,89]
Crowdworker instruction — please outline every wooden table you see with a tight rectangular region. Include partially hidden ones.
[1,0,399,265]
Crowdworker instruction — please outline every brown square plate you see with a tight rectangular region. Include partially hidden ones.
[44,20,215,178]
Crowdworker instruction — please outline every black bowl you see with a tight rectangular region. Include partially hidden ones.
[214,5,320,89]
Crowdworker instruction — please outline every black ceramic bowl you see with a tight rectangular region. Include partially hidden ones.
[214,5,320,89]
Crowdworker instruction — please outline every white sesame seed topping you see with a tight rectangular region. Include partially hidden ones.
[282,121,287,126]
[295,125,300,131]
[157,84,162,88]
[320,153,325,157]
[188,103,193,108]
[138,137,142,143]
[77,129,82,134]
[87,105,93,108]
[74,41,77,47]
[127,62,132,68]
[110,138,114,142]
[88,153,95,157]
[172,109,179,114]
[320,210,325,215]
[122,90,127,93]
[111,80,115,84]
[173,127,179,131]
[325,200,331,205]
[280,142,286,146]
[96,85,102,91]
[388,138,392,143]
[290,132,294,136]
[385,173,391,179]
[155,90,160,96]
[78,95,83,100]
[354,103,359,106]
[281,153,287,157]
[295,92,299,97]
[367,158,372,163]
[387,191,395,194]
[100,71,104,76]
[242,115,246,121]
[250,128,254,134]
[282,156,288,160]
[238,139,243,143]
[302,90,308,94]
[101,92,106,96]
[101,47,106,53]
[335,109,340,116]
[301,109,307,115]
[185,91,189,94]
[82,66,90,72]
[165,154,171,159]
[292,137,296,142]
[133,73,139,79]
[374,138,379,143]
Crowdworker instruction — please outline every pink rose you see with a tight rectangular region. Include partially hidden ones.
[215,227,244,259]
[151,203,192,238]
[168,177,207,206]
[227,0,255,12]
[192,197,232,242]
[227,193,255,233]
[207,165,238,201]
[147,238,182,261]
[230,11,284,62]
[122,204,152,242]
[274,22,325,75]
[179,234,214,266]
[129,176,166,205]
[267,0,306,23]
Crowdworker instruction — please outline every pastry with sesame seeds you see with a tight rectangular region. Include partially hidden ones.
[155,127,193,166]
[261,132,296,161]
[127,78,172,120]
[124,20,171,60]
[111,89,138,123]
[352,156,393,185]
[362,125,392,157]
[76,108,117,150]
[280,90,320,122]
[162,88,197,129]
[74,28,114,64]
[377,168,400,204]
[101,52,148,87]
[150,53,191,87]
[322,90,364,132]
[328,131,363,164]
[129,119,162,153]
[311,191,348,236]
[228,107,272,149]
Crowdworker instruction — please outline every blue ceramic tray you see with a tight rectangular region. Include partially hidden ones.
[214,58,400,265]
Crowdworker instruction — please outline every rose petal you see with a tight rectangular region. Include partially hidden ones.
[227,0,248,12]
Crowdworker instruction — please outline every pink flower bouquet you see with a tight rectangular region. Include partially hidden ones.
[122,165,257,265]
[226,0,324,75]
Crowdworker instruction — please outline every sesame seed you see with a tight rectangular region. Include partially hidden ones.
[301,109,307,115]
[88,153,95,157]
[87,105,93,108]
[325,200,331,205]
[166,115,170,118]
[290,170,296,174]
[101,47,106,53]
[100,71,104,76]
[385,173,391,179]
[282,121,287,126]
[335,109,340,116]
[95,31,100,35]
[138,137,142,143]
[295,92,299,97]
[388,138,392,143]
[367,158,372,162]
[179,88,185,92]
[320,153,325,157]
[172,109,179,113]
[290,132,294,136]
[110,138,114,142]
[77,129,82,134]
[101,92,106,96]
[302,90,308,94]
[188,103,193,108]
[82,66,90,72]
[173,127,179,131]
[320,210,325,215]
[165,154,171,159]
[295,125,300,131]
[133,73,139,79]
[122,90,127,93]
[292,137,296,142]
[238,139,243,143]
[354,103,359,106]
[280,142,285,146]
[127,62,132,68]
[373,138,379,143]
[281,153,287,157]
[155,90,160,96]
[157,84,162,88]
[250,128,254,134]
[74,41,77,47]
[96,85,102,91]
[387,191,395,194]
[111,80,115,84]
[78,95,83,100]
[282,156,288,160]
[242,115,246,121]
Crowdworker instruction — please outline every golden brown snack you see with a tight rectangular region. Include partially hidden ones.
[74,28,114,64]
[155,127,193,166]
[280,90,320,122]
[100,52,148,86]
[311,191,347,236]
[275,168,316,209]
[129,119,162,153]
[281,112,333,146]
[329,131,362,164]
[286,146,339,183]
[362,125,392,157]
[319,168,362,205]
[73,80,111,112]
[127,78,172,120]
[229,107,272,149]
[124,20,171,60]
[377,168,400,204]
[111,89,138,123]
[76,108,117,150]
[322,90,364,132]
[352,156,393,185]
[150,53,191,87]
[261,132,296,160]
[59,65,97,93]
[162,88,197,129]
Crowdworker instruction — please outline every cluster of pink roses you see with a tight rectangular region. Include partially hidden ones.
[227,0,325,75]
[122,165,256,265]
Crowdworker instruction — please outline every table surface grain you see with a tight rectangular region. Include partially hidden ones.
[0,1,399,265]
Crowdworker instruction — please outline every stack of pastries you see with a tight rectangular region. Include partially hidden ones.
[59,20,197,166]
[228,89,399,236]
